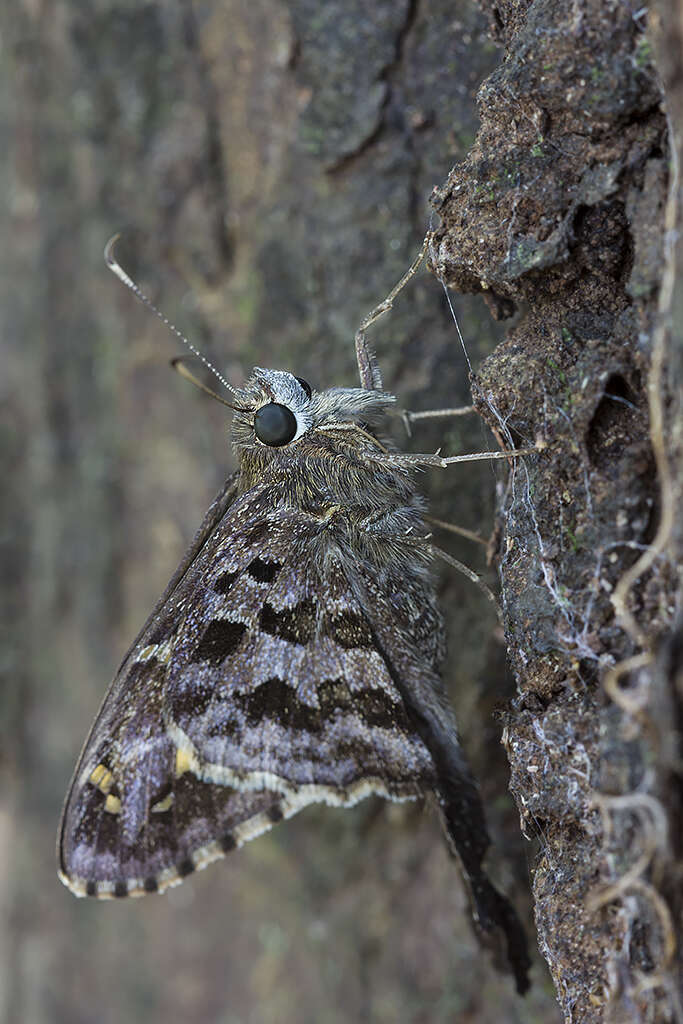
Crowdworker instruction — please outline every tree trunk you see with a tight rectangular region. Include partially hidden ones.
[2,0,679,1021]
[431,0,682,1019]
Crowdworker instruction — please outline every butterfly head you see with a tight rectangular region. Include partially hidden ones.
[231,368,396,453]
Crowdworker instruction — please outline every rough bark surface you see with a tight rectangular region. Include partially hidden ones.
[2,0,680,1022]
[431,0,682,1020]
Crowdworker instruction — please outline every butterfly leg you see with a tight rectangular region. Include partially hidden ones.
[400,404,477,437]
[355,231,431,391]
[426,517,486,547]
[379,445,540,473]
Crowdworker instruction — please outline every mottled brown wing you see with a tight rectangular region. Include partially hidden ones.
[58,481,437,899]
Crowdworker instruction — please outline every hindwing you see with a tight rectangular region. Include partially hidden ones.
[58,482,437,898]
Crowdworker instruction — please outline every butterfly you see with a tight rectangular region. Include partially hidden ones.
[58,235,531,993]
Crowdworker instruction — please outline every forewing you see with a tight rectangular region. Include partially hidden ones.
[59,482,436,899]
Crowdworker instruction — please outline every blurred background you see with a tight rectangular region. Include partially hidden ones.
[1,1,560,1020]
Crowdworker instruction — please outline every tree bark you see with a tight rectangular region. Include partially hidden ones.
[2,0,679,1021]
[431,0,681,1019]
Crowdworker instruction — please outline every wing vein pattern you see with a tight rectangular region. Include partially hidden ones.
[59,484,436,899]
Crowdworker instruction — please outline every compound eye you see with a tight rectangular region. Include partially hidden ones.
[295,377,312,399]
[253,403,298,447]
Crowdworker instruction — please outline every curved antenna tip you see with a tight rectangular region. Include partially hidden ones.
[104,233,121,267]
[103,234,239,397]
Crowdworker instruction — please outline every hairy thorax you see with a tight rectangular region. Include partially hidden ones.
[238,427,429,557]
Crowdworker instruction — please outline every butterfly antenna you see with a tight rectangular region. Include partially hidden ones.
[170,358,249,412]
[104,234,240,397]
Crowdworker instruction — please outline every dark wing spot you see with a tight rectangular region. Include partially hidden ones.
[325,611,374,650]
[143,876,158,893]
[114,881,128,898]
[238,676,405,732]
[177,857,195,877]
[317,678,406,729]
[220,833,237,852]
[240,678,314,729]
[147,622,174,645]
[168,686,213,722]
[247,558,281,584]
[86,880,97,897]
[245,522,269,545]
[193,620,247,665]
[260,599,316,646]
[267,804,284,823]
[214,570,239,595]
